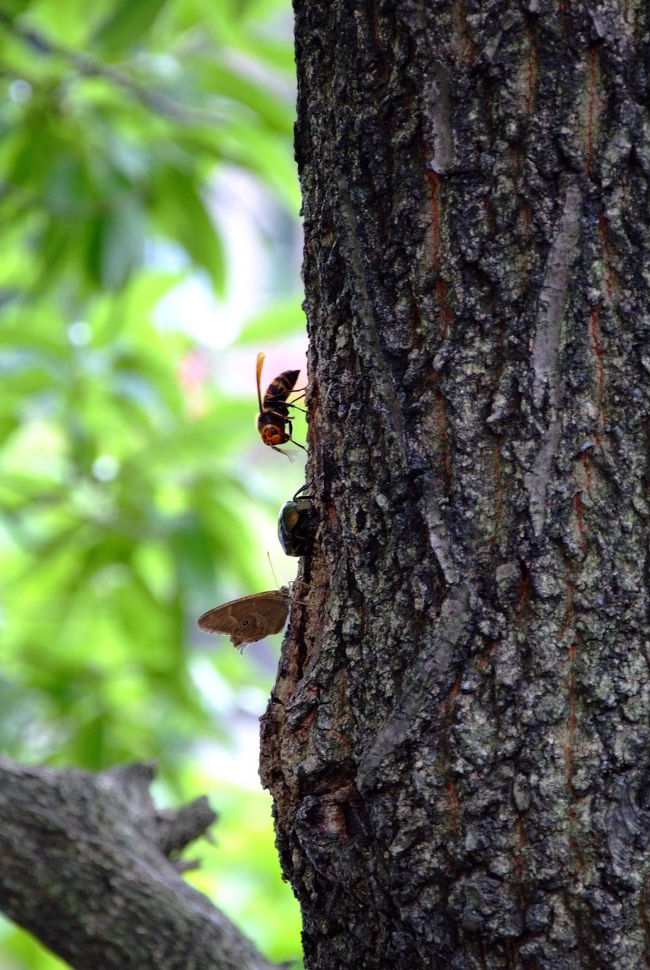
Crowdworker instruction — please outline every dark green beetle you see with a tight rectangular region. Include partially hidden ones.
[277,484,316,556]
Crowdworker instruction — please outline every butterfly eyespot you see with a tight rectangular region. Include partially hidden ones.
[197,587,290,649]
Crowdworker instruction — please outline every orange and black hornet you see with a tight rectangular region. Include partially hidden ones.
[256,352,306,457]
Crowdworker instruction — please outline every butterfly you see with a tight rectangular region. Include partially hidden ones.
[197,587,290,650]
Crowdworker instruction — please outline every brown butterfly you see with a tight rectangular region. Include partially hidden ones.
[197,587,290,650]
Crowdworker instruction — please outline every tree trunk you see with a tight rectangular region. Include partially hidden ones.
[260,2,650,967]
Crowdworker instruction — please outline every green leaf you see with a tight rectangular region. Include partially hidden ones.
[237,294,306,343]
[87,201,146,290]
[94,0,170,52]
[152,167,226,293]
[177,121,299,213]
[42,153,96,215]
[201,62,293,136]
[0,2,304,962]
[170,514,218,606]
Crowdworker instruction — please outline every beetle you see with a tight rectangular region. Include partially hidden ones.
[278,484,316,556]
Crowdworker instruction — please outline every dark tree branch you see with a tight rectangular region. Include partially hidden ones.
[0,11,225,127]
[155,795,217,857]
[0,757,277,970]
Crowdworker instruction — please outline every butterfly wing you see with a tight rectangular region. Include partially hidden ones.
[197,589,289,650]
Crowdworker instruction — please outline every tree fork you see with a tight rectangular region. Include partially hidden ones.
[0,758,276,970]
[261,2,650,968]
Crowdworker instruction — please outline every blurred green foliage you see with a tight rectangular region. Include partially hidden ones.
[0,0,305,966]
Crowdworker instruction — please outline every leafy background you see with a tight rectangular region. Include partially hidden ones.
[0,0,306,966]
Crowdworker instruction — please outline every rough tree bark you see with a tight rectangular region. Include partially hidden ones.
[0,759,276,970]
[260,2,650,968]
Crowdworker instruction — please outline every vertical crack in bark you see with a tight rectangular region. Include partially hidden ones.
[589,302,605,429]
[426,61,453,173]
[526,180,582,536]
[531,181,581,409]
[584,47,603,178]
[419,473,460,585]
[357,584,472,791]
[598,211,615,300]
[334,171,408,461]
[524,29,538,115]
[426,172,453,339]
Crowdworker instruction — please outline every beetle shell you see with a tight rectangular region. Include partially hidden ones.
[278,495,316,556]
